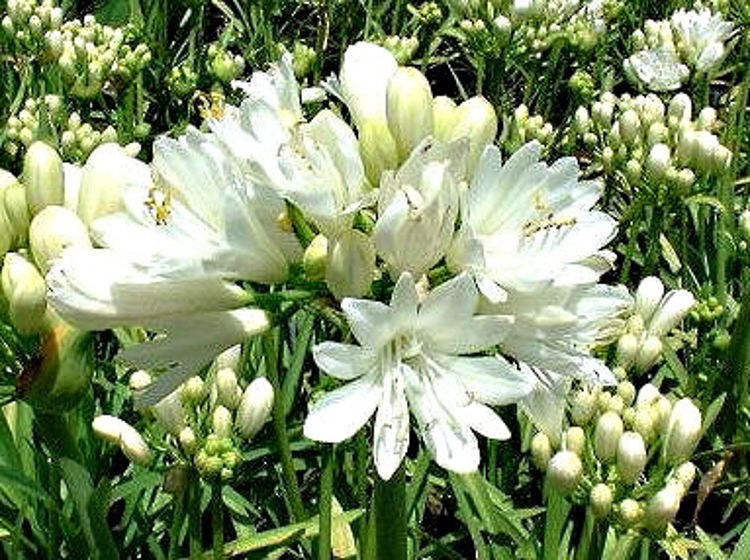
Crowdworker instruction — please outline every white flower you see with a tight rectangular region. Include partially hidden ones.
[303,272,534,479]
[374,139,465,279]
[623,48,690,92]
[447,141,617,302]
[671,8,735,73]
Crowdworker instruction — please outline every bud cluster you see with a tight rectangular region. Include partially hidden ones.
[623,8,734,91]
[381,35,419,65]
[616,276,695,373]
[509,0,622,52]
[57,14,151,98]
[292,41,317,78]
[501,103,555,153]
[166,63,199,99]
[1,0,63,60]
[536,379,705,534]
[569,91,732,193]
[130,346,274,481]
[207,43,246,84]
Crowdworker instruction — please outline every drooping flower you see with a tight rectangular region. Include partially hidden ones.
[304,272,534,479]
[447,141,617,303]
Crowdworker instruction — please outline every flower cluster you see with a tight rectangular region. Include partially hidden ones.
[624,8,735,91]
[7,43,634,479]
[569,91,732,192]
[536,380,705,534]
[501,103,556,153]
[0,0,63,60]
[207,43,246,84]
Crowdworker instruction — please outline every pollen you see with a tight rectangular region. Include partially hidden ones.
[144,183,173,226]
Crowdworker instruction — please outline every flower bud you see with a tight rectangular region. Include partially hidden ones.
[633,407,657,442]
[449,97,497,171]
[712,145,732,172]
[216,345,242,372]
[636,383,660,408]
[673,461,697,494]
[653,396,672,434]
[635,334,663,372]
[3,181,30,248]
[212,405,233,438]
[616,333,639,366]
[326,229,376,299]
[386,67,434,161]
[303,233,328,281]
[564,426,585,456]
[78,143,147,227]
[619,110,641,146]
[93,415,152,466]
[594,411,624,463]
[624,159,642,184]
[571,389,596,425]
[1,252,46,334]
[668,93,692,124]
[619,498,643,527]
[432,96,457,142]
[215,367,241,409]
[29,205,91,274]
[531,431,552,470]
[546,450,582,495]
[697,107,717,130]
[663,398,702,465]
[618,381,636,407]
[24,141,64,216]
[617,431,647,484]
[181,376,206,405]
[179,427,198,454]
[590,484,613,519]
[129,369,152,391]
[645,485,681,531]
[359,120,399,185]
[153,391,186,437]
[574,106,590,134]
[236,376,274,439]
[646,143,671,181]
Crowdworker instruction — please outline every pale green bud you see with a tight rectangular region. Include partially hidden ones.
[574,106,590,134]
[432,96,457,142]
[93,415,152,466]
[668,93,692,124]
[594,411,623,463]
[619,498,643,527]
[531,431,552,470]
[654,396,672,434]
[386,67,434,161]
[633,407,657,443]
[645,485,681,531]
[616,333,639,366]
[450,97,497,171]
[636,383,660,408]
[546,450,582,495]
[359,120,399,185]
[624,159,642,184]
[212,405,233,438]
[663,398,702,465]
[179,427,198,454]
[673,461,697,495]
[697,107,717,130]
[24,141,64,215]
[571,389,596,425]
[215,367,241,409]
[590,484,613,519]
[29,205,91,274]
[635,334,663,372]
[647,122,668,147]
[564,426,585,456]
[129,370,152,391]
[608,394,625,415]
[675,168,695,191]
[601,147,614,172]
[326,229,376,299]
[181,376,206,405]
[236,376,274,439]
[3,182,30,247]
[634,276,664,321]
[617,431,647,484]
[153,391,187,437]
[712,145,732,172]
[617,381,636,406]
[619,110,641,146]
[303,233,328,281]
[646,143,671,181]
[2,252,47,334]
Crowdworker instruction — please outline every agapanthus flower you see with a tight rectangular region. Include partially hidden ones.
[671,8,735,73]
[447,141,617,303]
[623,48,689,92]
[304,272,534,479]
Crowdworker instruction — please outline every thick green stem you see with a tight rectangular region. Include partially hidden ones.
[263,330,306,521]
[211,482,224,560]
[167,487,188,560]
[317,445,334,560]
[375,465,406,560]
[188,475,202,560]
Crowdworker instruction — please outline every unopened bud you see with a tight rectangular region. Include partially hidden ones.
[181,376,206,405]
[618,381,636,406]
[326,229,376,299]
[636,383,660,408]
[668,93,692,123]
[303,233,328,281]
[531,431,552,470]
[179,427,198,454]
[215,368,241,409]
[571,389,596,425]
[29,206,91,274]
[635,334,663,371]
[432,96,457,142]
[359,120,399,185]
[24,141,64,215]
[2,252,46,334]
[93,415,151,466]
[153,391,187,437]
[619,110,641,145]
[697,107,717,130]
[663,398,702,465]
[594,411,624,463]
[645,485,681,531]
[386,67,434,161]
[646,143,671,181]
[546,450,582,495]
[212,405,233,438]
[129,370,152,391]
[617,431,647,484]
[590,483,613,519]
[564,426,585,456]
[673,461,697,494]
[619,498,643,527]
[449,97,497,171]
[617,333,639,366]
[236,376,274,439]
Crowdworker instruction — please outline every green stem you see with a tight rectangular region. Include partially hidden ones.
[317,445,334,560]
[727,287,750,424]
[375,465,406,560]
[188,475,202,560]
[211,482,224,560]
[167,487,188,560]
[263,330,306,521]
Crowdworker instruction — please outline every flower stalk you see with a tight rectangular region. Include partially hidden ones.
[375,464,406,560]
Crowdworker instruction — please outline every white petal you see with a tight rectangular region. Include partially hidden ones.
[340,42,398,127]
[341,298,394,350]
[634,276,664,323]
[373,365,410,480]
[463,402,511,440]
[313,342,377,380]
[649,289,695,336]
[434,354,535,405]
[303,375,381,443]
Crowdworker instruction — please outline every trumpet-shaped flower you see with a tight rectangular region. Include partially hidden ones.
[304,272,534,479]
[671,8,735,73]
[447,141,617,302]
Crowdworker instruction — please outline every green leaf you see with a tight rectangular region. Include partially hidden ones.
[696,527,728,560]
[281,311,316,416]
[0,465,51,502]
[702,393,727,436]
[730,520,750,560]
[685,195,725,214]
